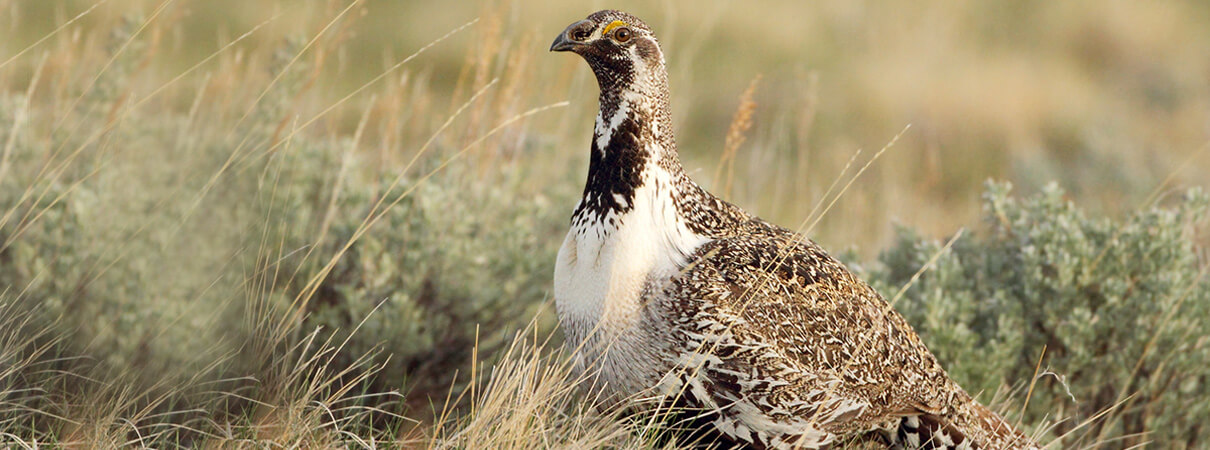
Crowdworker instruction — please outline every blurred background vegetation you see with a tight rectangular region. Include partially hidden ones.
[1,0,1207,447]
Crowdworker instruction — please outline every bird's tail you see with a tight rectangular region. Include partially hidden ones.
[894,414,970,449]
[891,399,1038,449]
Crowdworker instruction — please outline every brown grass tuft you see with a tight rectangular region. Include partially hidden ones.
[713,74,761,198]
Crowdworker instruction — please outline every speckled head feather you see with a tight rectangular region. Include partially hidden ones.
[551,10,663,95]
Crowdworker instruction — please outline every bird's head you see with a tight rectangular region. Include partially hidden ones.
[550,10,667,96]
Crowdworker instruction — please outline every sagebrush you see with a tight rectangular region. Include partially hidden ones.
[1,1,1208,448]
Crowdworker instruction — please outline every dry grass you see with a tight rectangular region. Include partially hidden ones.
[0,0,1207,448]
[713,74,761,199]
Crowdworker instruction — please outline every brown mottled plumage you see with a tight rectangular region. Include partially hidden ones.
[550,10,1038,449]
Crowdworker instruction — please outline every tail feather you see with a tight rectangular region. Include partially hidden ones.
[892,401,1039,449]
[895,414,974,449]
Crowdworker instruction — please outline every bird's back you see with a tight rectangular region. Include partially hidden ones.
[653,216,1035,448]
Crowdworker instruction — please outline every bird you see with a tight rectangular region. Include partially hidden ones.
[549,10,1039,450]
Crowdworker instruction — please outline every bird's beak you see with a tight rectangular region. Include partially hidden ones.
[551,19,592,52]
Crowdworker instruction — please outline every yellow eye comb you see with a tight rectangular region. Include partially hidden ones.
[602,20,628,36]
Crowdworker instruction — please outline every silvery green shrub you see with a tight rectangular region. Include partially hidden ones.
[868,181,1209,448]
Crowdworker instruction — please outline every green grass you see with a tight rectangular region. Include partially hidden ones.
[1,0,1208,447]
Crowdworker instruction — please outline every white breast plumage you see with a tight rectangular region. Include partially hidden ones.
[553,163,708,392]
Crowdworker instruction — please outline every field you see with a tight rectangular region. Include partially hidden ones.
[1,0,1208,447]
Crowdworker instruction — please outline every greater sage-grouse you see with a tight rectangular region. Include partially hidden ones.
[550,10,1038,450]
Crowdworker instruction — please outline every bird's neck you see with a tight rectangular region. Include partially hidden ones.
[573,86,682,221]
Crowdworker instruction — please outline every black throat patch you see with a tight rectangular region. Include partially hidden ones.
[572,107,649,224]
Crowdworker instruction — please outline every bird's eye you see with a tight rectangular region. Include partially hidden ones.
[613,27,632,43]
